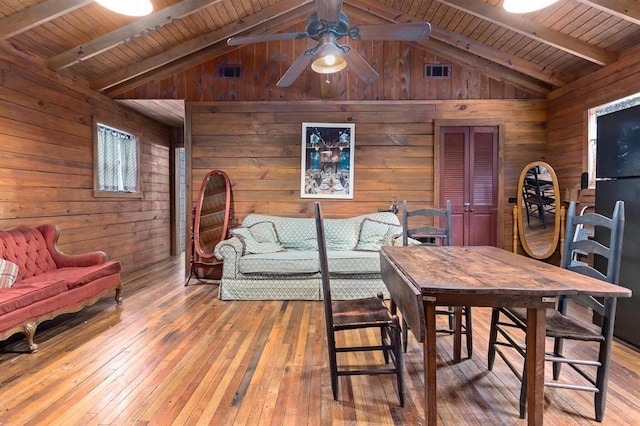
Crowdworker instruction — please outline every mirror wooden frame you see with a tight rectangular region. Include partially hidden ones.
[516,161,561,259]
[186,170,231,285]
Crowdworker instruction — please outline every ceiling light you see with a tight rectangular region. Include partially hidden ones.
[311,38,347,74]
[503,0,559,13]
[95,0,153,16]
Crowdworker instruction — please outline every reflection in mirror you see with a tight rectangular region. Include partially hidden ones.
[194,170,231,258]
[517,161,560,259]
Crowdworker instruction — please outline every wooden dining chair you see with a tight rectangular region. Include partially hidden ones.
[400,200,473,360]
[522,167,556,229]
[487,200,625,422]
[314,202,404,406]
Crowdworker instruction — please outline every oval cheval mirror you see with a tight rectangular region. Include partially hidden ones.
[186,169,232,285]
[515,161,561,260]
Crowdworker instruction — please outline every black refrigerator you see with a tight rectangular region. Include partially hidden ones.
[595,104,640,349]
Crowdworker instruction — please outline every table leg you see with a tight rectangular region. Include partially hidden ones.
[526,307,546,426]
[453,306,462,362]
[424,302,437,426]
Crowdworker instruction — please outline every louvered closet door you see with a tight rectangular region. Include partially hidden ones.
[440,126,498,246]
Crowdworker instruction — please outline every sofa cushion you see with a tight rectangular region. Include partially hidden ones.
[324,217,361,250]
[0,280,68,315]
[0,259,19,289]
[239,251,318,275]
[230,221,286,255]
[19,261,122,290]
[355,218,403,251]
[237,250,382,275]
[327,250,382,274]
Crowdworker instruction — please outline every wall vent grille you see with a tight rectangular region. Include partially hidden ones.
[424,63,451,79]
[218,65,241,78]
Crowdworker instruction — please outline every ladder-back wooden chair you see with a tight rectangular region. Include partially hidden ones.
[314,202,404,406]
[400,200,472,361]
[487,200,625,422]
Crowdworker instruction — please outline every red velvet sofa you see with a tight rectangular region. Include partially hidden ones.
[0,224,122,352]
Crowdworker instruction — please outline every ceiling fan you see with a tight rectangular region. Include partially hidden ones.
[227,0,431,87]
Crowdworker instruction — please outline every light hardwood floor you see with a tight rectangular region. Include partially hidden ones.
[1,255,639,425]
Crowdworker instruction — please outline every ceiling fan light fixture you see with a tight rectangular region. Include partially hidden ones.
[503,0,559,13]
[95,0,153,16]
[311,41,347,74]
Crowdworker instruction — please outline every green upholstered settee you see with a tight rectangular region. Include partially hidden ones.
[214,212,402,300]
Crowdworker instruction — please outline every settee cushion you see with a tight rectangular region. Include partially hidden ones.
[230,221,285,255]
[0,280,68,315]
[355,218,403,251]
[239,251,318,274]
[238,250,382,275]
[0,259,19,289]
[18,261,122,289]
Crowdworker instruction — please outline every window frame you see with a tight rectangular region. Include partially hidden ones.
[587,93,640,189]
[93,117,143,199]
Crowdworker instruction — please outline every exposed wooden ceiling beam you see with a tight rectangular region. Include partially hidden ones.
[345,1,556,92]
[101,1,316,96]
[436,0,617,66]
[48,0,225,71]
[0,0,92,40]
[577,0,640,26]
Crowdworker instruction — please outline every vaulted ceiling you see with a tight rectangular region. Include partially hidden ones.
[2,0,639,124]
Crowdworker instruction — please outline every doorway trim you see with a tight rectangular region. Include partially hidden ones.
[434,120,506,249]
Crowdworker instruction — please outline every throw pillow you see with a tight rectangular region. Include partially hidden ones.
[0,259,19,289]
[230,221,286,255]
[355,218,403,251]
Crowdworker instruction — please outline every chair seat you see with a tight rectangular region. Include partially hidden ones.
[332,297,392,327]
[508,307,605,342]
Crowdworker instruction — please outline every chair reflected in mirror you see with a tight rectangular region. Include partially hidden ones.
[488,200,625,422]
[400,200,472,361]
[314,202,405,406]
[522,165,555,229]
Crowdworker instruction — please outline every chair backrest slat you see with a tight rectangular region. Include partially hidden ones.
[402,200,452,246]
[561,200,625,314]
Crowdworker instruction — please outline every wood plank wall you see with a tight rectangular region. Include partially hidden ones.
[547,44,640,206]
[189,99,547,251]
[122,40,542,102]
[115,40,549,252]
[0,45,173,274]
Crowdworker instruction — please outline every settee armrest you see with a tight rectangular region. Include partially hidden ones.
[214,237,243,278]
[37,224,107,268]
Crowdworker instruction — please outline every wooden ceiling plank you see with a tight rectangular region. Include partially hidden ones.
[47,0,226,71]
[577,0,640,26]
[94,0,315,93]
[0,0,93,41]
[345,0,569,87]
[435,0,617,66]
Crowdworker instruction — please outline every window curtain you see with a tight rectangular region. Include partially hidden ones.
[97,125,138,192]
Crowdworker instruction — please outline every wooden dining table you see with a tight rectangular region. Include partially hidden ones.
[379,245,632,426]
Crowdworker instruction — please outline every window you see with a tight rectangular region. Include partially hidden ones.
[587,92,640,189]
[93,120,141,197]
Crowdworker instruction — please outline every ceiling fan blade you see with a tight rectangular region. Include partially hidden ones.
[276,53,314,87]
[344,48,379,84]
[315,0,343,24]
[353,22,431,41]
[227,32,308,46]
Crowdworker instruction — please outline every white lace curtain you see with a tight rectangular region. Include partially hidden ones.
[97,124,138,192]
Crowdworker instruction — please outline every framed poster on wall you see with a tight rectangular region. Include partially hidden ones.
[300,122,355,199]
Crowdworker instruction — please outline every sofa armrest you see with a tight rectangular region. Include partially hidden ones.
[214,237,243,278]
[37,224,107,268]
